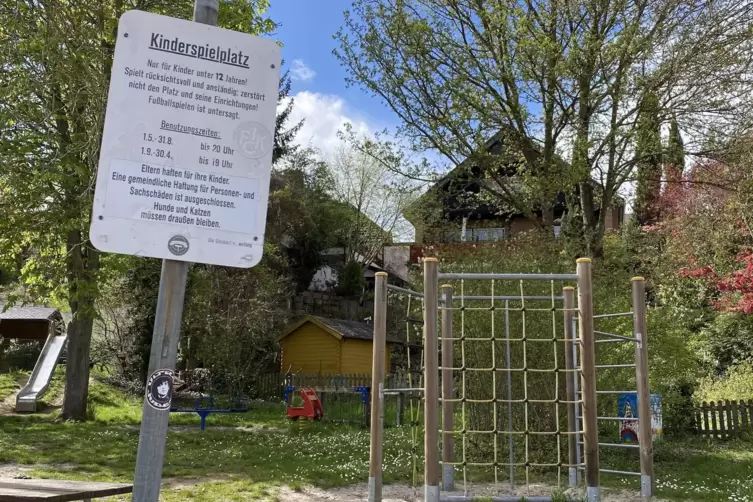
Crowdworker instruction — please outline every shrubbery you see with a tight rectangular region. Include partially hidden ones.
[402,229,729,441]
[0,340,41,372]
[92,247,292,398]
[696,364,753,403]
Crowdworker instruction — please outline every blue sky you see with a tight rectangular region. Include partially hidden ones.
[267,0,398,153]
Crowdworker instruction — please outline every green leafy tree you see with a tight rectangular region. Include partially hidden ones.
[663,115,686,193]
[634,92,663,225]
[268,149,344,291]
[273,64,304,164]
[0,0,275,420]
[666,116,686,174]
[336,0,753,256]
[181,246,292,394]
[336,260,366,298]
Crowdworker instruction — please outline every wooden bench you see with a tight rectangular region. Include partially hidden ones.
[0,479,133,501]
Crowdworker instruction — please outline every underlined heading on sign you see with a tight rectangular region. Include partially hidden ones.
[150,33,250,69]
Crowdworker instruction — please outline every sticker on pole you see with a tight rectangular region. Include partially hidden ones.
[146,369,175,411]
[89,10,281,268]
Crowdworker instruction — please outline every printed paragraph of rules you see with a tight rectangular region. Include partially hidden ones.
[90,10,281,268]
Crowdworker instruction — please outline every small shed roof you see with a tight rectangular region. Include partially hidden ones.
[0,306,63,322]
[278,315,402,344]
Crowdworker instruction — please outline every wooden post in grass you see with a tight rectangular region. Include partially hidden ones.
[563,286,578,488]
[741,400,749,431]
[441,284,454,491]
[424,258,440,502]
[368,272,388,502]
[396,392,404,426]
[632,277,655,498]
[577,258,600,502]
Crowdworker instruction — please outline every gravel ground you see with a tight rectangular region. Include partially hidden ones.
[277,482,667,501]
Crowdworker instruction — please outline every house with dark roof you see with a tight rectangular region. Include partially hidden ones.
[0,306,64,341]
[277,316,401,375]
[404,132,625,244]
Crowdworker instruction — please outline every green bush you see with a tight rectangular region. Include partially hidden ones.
[701,314,753,373]
[0,340,41,371]
[696,363,753,403]
[336,260,365,298]
[181,251,293,398]
[405,230,705,453]
[659,381,697,437]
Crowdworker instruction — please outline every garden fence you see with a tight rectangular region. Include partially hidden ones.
[251,372,418,427]
[175,371,417,427]
[252,372,413,401]
[695,399,753,438]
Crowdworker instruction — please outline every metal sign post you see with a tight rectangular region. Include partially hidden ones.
[132,259,189,501]
[89,1,280,500]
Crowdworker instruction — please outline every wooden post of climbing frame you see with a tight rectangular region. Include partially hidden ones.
[563,286,578,488]
[577,258,600,502]
[424,258,440,502]
[632,277,655,499]
[441,284,454,491]
[368,272,388,502]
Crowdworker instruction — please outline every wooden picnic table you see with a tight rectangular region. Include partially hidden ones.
[0,479,133,502]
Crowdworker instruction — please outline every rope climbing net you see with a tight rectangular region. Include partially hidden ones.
[372,260,655,502]
[439,278,579,496]
[401,289,425,487]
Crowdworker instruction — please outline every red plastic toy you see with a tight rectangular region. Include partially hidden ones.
[286,388,324,421]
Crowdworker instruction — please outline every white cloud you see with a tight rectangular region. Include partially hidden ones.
[279,91,418,242]
[281,91,371,154]
[289,59,316,82]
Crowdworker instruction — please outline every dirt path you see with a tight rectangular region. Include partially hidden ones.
[0,469,667,502]
[278,483,668,502]
[0,374,69,416]
[0,374,28,416]
[35,392,64,415]
[0,463,33,479]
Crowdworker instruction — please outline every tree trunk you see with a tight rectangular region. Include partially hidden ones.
[540,196,555,233]
[61,231,99,421]
[579,182,603,257]
[62,311,94,420]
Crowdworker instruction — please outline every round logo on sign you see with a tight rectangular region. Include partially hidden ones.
[234,122,272,159]
[146,369,174,411]
[167,235,189,256]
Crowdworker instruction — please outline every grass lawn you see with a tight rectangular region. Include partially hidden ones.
[0,377,417,501]
[0,371,26,400]
[598,438,753,501]
[1,378,753,501]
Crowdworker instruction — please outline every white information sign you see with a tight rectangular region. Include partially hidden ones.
[90,10,281,267]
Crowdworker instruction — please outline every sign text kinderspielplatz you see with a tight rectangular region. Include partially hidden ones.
[90,10,281,268]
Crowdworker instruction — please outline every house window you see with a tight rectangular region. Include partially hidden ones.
[471,227,506,242]
[441,227,506,242]
[441,229,462,242]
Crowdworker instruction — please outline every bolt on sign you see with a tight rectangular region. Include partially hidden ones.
[90,10,281,268]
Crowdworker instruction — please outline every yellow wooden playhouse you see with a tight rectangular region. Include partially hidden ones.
[277,316,396,375]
